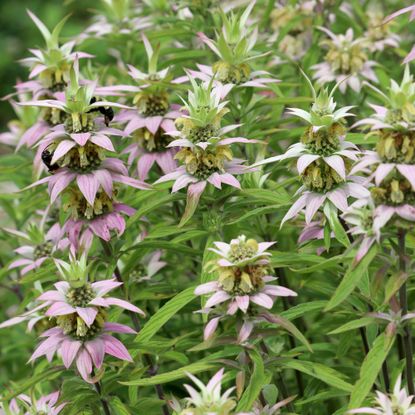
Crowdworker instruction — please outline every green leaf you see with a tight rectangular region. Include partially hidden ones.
[262,313,312,352]
[280,301,327,321]
[348,333,395,409]
[384,271,408,304]
[241,189,291,205]
[325,244,378,311]
[179,185,205,227]
[236,349,271,411]
[134,286,196,344]
[226,205,284,225]
[324,202,350,248]
[329,317,376,335]
[110,396,131,415]
[127,191,180,226]
[281,360,353,392]
[120,360,216,386]
[3,366,64,400]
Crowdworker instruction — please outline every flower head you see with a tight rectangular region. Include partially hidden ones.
[6,222,68,275]
[129,250,167,283]
[364,3,400,52]
[170,369,240,415]
[192,2,278,89]
[312,28,377,93]
[22,11,92,92]
[195,236,296,342]
[30,323,136,383]
[209,235,273,267]
[78,0,152,40]
[64,203,136,252]
[253,78,366,225]
[169,77,256,149]
[349,375,415,414]
[114,35,183,180]
[37,255,144,328]
[0,391,65,415]
[355,67,415,132]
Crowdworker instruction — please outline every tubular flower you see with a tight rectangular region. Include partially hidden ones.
[195,236,296,343]
[190,1,278,90]
[312,28,377,93]
[116,34,183,180]
[37,255,144,328]
[352,67,415,233]
[254,77,368,225]
[348,375,415,414]
[0,391,66,415]
[30,323,136,383]
[155,76,256,226]
[169,369,242,415]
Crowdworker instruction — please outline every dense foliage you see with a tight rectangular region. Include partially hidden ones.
[1,1,415,414]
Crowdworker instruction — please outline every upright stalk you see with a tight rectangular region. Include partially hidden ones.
[259,340,295,412]
[95,380,111,415]
[397,229,414,395]
[101,241,170,415]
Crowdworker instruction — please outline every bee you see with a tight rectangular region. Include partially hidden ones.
[41,148,59,173]
[88,97,114,127]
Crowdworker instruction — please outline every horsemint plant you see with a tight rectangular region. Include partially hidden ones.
[191,1,277,90]
[352,67,415,241]
[253,73,368,243]
[155,76,257,226]
[4,11,93,177]
[115,34,182,180]
[10,256,142,383]
[3,1,415,415]
[21,60,149,251]
[312,27,378,93]
[195,235,300,344]
[349,67,415,395]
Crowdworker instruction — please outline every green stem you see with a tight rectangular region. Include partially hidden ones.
[259,340,295,412]
[95,381,111,415]
[101,241,170,415]
[397,229,414,395]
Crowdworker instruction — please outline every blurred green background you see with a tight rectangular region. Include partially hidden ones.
[0,0,96,128]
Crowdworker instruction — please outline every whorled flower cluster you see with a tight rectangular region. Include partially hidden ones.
[195,235,296,343]
[189,1,278,91]
[3,256,142,383]
[115,34,182,180]
[156,78,257,225]
[254,76,368,227]
[21,59,149,252]
[352,67,415,242]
